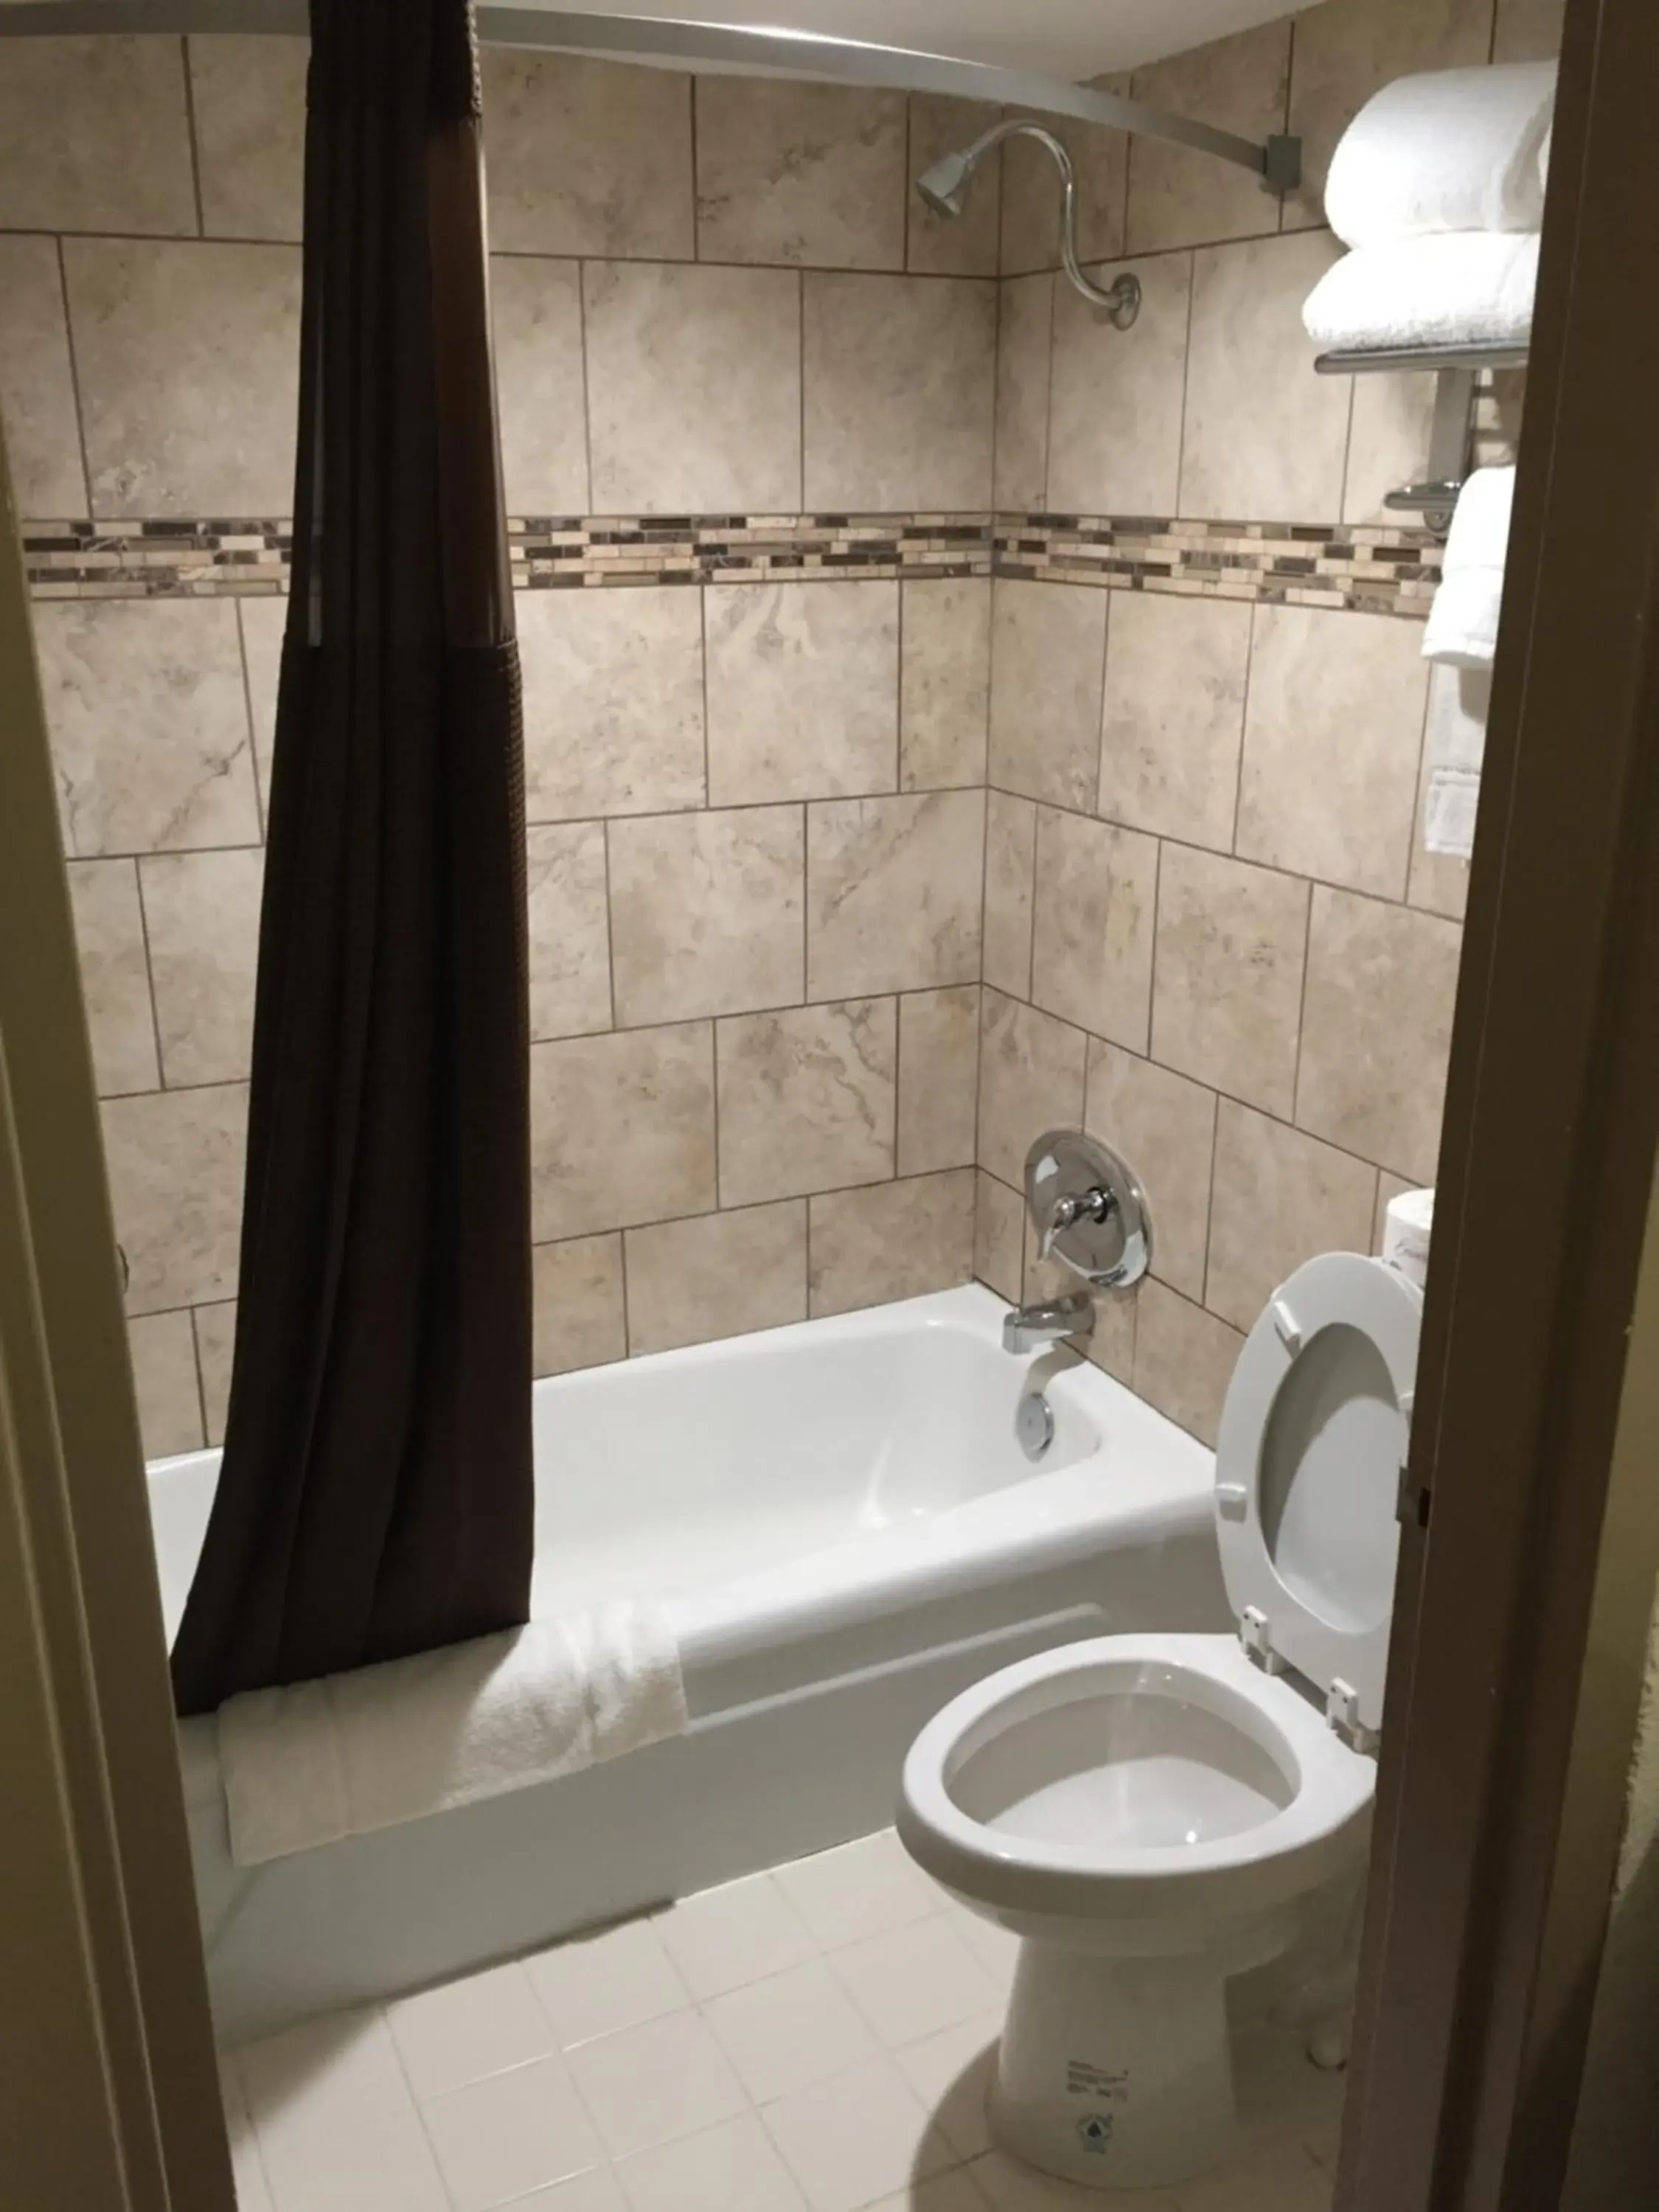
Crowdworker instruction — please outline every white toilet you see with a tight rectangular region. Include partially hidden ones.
[898,1251,1422,2192]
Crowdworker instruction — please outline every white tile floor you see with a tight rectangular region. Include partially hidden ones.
[220,1829,1343,2212]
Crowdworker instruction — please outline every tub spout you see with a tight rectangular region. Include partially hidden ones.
[1002,1292,1095,1354]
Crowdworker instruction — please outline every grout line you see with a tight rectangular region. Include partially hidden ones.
[54,237,96,522]
[795,269,807,511]
[187,1303,212,1451]
[1173,247,1198,512]
[1230,599,1259,855]
[575,260,595,512]
[234,600,268,841]
[1038,271,1058,512]
[688,74,702,264]
[178,35,209,240]
[599,818,618,1031]
[130,857,173,1094]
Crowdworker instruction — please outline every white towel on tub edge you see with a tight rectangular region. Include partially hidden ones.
[218,1605,688,1867]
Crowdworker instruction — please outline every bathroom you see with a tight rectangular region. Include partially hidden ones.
[10,0,1656,2208]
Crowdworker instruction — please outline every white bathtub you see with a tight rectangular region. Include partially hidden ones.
[150,1284,1225,2039]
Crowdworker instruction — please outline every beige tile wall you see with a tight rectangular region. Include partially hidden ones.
[1,38,998,1459]
[3,0,1559,1461]
[970,0,1565,1444]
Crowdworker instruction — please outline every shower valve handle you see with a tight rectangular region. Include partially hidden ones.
[1043,1186,1115,1258]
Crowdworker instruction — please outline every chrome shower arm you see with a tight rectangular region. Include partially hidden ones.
[916,119,1141,326]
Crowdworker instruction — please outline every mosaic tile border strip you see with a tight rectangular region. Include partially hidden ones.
[21,512,1441,616]
[997,514,1442,619]
[21,515,994,598]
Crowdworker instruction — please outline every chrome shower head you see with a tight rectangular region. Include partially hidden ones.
[914,145,977,219]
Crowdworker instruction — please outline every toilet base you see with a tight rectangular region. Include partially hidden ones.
[989,1938,1236,2191]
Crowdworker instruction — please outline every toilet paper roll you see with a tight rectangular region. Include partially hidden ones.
[1382,1187,1434,1288]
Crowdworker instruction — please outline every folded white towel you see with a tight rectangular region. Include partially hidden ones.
[1423,465,1515,669]
[218,1603,689,1866]
[1303,233,1540,355]
[1325,63,1557,249]
[1422,662,1493,860]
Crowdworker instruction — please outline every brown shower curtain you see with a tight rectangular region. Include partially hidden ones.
[170,0,534,1714]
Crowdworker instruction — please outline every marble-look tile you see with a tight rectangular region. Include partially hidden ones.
[706,580,897,806]
[803,273,996,512]
[35,599,261,858]
[1126,24,1292,255]
[1085,1040,1217,1303]
[101,1083,249,1315]
[1495,0,1566,61]
[1206,1101,1377,1330]
[1152,844,1310,1119]
[982,791,1036,1001]
[483,51,694,259]
[1296,887,1462,1184]
[585,260,801,513]
[973,1172,1025,1304]
[188,35,307,242]
[139,848,264,1088]
[0,35,196,236]
[128,1310,204,1463]
[987,583,1107,812]
[807,791,984,1000]
[1237,604,1430,900]
[526,822,613,1041]
[976,990,1086,1189]
[900,579,990,793]
[697,79,906,271]
[238,596,285,813]
[717,999,897,1208]
[625,1203,808,1355]
[897,987,980,1177]
[1179,232,1352,526]
[1132,1279,1244,1448]
[992,273,1054,512]
[1030,810,1158,1054]
[1000,97,1129,274]
[66,860,159,1097]
[532,1235,627,1378]
[1046,254,1192,517]
[1343,371,1439,527]
[0,237,86,516]
[194,1302,236,1446]
[608,806,804,1026]
[65,238,302,518]
[1286,0,1497,231]
[518,585,706,821]
[1098,592,1251,850]
[529,1023,716,1241]
[491,257,590,515]
[908,95,1003,276]
[808,1169,975,1318]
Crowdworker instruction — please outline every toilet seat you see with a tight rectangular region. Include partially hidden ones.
[1214,1253,1422,1740]
[899,1632,1375,1944]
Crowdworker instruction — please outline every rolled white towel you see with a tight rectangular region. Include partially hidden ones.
[1303,233,1540,355]
[218,1603,689,1865]
[1423,466,1516,670]
[1325,63,1557,249]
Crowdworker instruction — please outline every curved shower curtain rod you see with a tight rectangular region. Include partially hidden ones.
[0,2,1303,192]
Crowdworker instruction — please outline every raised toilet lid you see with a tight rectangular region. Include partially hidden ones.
[1214,1252,1422,1739]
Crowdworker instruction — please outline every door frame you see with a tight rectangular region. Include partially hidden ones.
[0,424,234,2203]
[1341,0,1659,2204]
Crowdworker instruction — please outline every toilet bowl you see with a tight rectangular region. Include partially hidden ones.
[899,1251,1422,2192]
